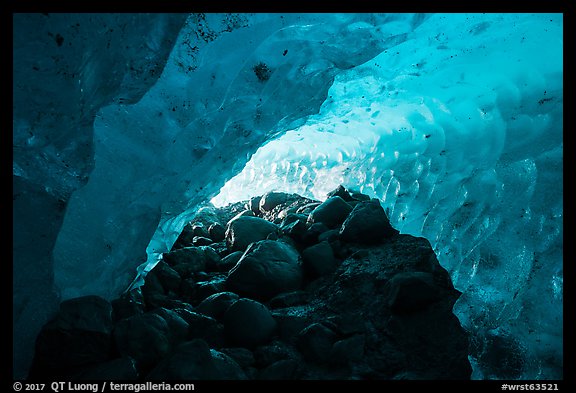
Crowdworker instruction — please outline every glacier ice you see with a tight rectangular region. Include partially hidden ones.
[213,14,563,379]
[12,13,188,379]
[13,13,562,380]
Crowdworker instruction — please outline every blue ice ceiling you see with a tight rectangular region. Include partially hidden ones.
[13,13,562,380]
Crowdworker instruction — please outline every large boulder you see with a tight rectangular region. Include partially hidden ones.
[29,296,114,378]
[258,359,300,380]
[113,313,171,371]
[223,298,277,348]
[259,191,289,213]
[112,289,145,322]
[296,322,338,364]
[147,261,181,293]
[146,339,218,380]
[216,251,243,272]
[164,246,221,278]
[220,347,255,368]
[71,357,139,380]
[150,308,190,346]
[225,216,279,252]
[209,349,248,379]
[301,240,340,278]
[208,222,226,242]
[172,309,225,347]
[226,240,303,300]
[307,196,352,229]
[326,185,354,202]
[339,199,397,244]
[196,292,240,320]
[384,272,441,314]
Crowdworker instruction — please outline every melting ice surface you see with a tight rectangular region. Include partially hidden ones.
[15,13,562,380]
[212,13,563,379]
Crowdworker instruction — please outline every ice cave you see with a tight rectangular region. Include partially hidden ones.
[13,13,563,380]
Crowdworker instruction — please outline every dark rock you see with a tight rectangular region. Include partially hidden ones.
[113,313,170,371]
[308,222,329,235]
[210,349,248,379]
[226,240,303,300]
[192,276,227,303]
[384,304,472,379]
[231,209,255,220]
[210,241,230,258]
[317,229,340,243]
[272,311,313,343]
[253,341,297,367]
[258,359,299,380]
[172,309,225,347]
[268,291,309,309]
[196,292,239,320]
[71,357,139,380]
[259,191,289,213]
[225,216,279,252]
[329,334,365,364]
[29,296,114,378]
[179,278,197,301]
[224,298,277,348]
[392,371,430,380]
[162,247,206,272]
[171,223,195,250]
[326,313,365,336]
[301,222,329,245]
[168,246,221,277]
[142,271,164,304]
[339,199,397,244]
[208,222,226,242]
[220,347,255,368]
[276,206,300,221]
[326,185,354,202]
[146,339,217,380]
[349,190,371,201]
[191,224,210,238]
[193,236,213,246]
[302,241,340,278]
[59,295,114,333]
[112,289,145,322]
[296,202,321,215]
[307,196,352,229]
[248,196,262,215]
[143,293,193,311]
[266,231,279,241]
[281,217,308,241]
[385,272,441,314]
[150,308,189,346]
[296,322,338,363]
[217,251,244,272]
[150,261,182,293]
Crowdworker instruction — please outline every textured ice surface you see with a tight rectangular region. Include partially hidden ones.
[13,13,562,379]
[12,13,187,379]
[212,14,563,379]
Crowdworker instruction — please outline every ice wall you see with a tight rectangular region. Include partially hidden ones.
[12,13,188,379]
[52,13,425,298]
[213,13,563,379]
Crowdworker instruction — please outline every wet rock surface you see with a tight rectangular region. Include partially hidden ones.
[30,187,471,380]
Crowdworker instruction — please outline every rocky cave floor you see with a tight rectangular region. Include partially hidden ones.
[29,186,472,380]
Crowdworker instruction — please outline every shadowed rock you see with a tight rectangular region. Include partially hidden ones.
[307,196,352,229]
[225,216,279,252]
[226,240,303,300]
[224,298,277,348]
